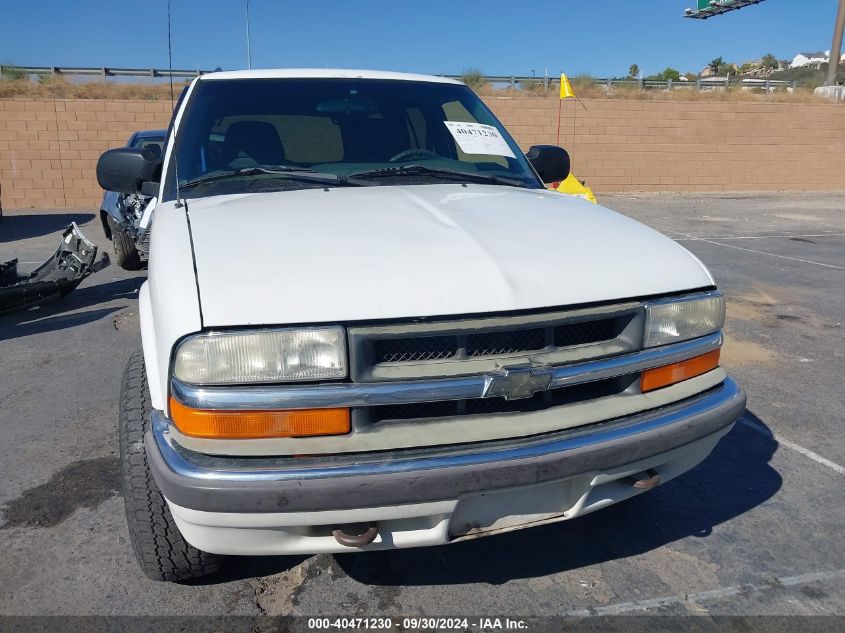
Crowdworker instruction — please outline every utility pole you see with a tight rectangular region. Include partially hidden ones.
[246,0,253,69]
[827,0,845,85]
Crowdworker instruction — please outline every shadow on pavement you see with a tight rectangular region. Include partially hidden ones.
[0,213,97,243]
[330,410,780,586]
[0,306,125,341]
[0,276,145,341]
[186,555,311,586]
[54,275,145,307]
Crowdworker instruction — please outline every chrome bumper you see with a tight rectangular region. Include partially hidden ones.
[147,377,746,514]
[170,332,723,410]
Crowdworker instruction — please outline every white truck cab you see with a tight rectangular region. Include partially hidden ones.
[97,69,745,581]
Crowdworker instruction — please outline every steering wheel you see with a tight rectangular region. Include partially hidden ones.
[389,148,439,162]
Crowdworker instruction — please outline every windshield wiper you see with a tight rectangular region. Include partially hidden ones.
[345,165,526,188]
[180,166,369,191]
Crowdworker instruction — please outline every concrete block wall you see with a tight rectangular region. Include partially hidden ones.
[0,99,171,209]
[485,97,845,193]
[1,96,843,209]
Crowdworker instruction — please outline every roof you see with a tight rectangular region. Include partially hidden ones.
[198,68,464,85]
[796,52,827,58]
[134,129,167,138]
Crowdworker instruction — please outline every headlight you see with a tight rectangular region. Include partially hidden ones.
[173,327,347,385]
[644,293,725,348]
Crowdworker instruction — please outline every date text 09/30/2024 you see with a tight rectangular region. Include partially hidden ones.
[307,617,528,630]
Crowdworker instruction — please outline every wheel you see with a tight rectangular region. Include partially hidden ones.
[112,228,143,271]
[119,350,222,581]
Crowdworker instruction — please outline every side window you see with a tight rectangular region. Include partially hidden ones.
[132,137,164,158]
[441,101,508,167]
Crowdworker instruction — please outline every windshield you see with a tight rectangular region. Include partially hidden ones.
[163,78,542,200]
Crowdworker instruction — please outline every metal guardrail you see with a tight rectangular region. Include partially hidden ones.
[591,76,797,91]
[0,65,211,79]
[0,65,798,92]
[442,75,798,92]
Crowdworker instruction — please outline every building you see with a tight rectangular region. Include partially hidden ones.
[790,51,830,68]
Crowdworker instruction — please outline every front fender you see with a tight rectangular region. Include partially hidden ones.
[138,282,164,409]
[145,202,204,412]
[101,191,126,223]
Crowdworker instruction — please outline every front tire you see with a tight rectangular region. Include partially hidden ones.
[119,350,222,581]
[112,229,142,271]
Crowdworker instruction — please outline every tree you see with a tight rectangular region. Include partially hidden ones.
[709,57,724,73]
[760,53,779,70]
[717,62,735,76]
[663,67,681,81]
[629,64,640,79]
[646,67,682,82]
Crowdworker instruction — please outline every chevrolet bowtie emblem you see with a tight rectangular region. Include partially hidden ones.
[483,364,555,400]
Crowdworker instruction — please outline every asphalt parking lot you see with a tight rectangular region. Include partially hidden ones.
[0,192,843,620]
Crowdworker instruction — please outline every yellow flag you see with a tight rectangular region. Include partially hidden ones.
[560,73,575,99]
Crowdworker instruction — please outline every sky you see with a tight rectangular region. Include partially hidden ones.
[0,0,839,78]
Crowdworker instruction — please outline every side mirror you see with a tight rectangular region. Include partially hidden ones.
[96,147,161,195]
[526,145,570,184]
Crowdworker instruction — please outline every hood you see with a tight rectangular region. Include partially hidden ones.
[185,185,713,327]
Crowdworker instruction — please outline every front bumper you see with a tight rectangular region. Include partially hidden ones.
[148,379,744,555]
[148,378,745,522]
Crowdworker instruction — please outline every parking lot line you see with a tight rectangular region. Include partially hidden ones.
[741,417,845,476]
[674,233,845,241]
[563,568,845,616]
[666,230,845,270]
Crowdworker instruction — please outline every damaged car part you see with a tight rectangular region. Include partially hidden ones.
[0,223,109,314]
[99,129,165,270]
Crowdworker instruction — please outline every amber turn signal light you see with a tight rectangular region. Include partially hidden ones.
[169,397,350,439]
[641,349,720,393]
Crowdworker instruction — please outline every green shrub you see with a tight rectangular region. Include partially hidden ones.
[0,65,27,80]
[460,68,487,91]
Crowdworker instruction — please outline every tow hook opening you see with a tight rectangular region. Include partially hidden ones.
[332,523,379,547]
[624,468,661,490]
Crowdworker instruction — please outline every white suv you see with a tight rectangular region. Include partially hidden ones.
[96,69,745,581]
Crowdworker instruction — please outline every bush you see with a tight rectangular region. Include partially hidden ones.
[0,75,187,99]
[769,63,845,89]
[460,68,487,91]
[520,78,548,93]
[1,65,27,80]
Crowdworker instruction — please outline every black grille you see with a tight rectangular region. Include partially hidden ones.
[554,318,622,347]
[366,375,635,424]
[370,315,627,365]
[373,335,456,363]
[467,328,546,357]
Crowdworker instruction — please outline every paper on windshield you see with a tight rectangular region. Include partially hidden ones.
[443,121,516,159]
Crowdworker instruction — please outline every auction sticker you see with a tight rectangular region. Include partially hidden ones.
[443,121,515,158]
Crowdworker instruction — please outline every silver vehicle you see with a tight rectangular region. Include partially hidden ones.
[99,129,165,269]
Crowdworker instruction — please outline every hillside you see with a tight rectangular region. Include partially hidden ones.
[768,63,845,88]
